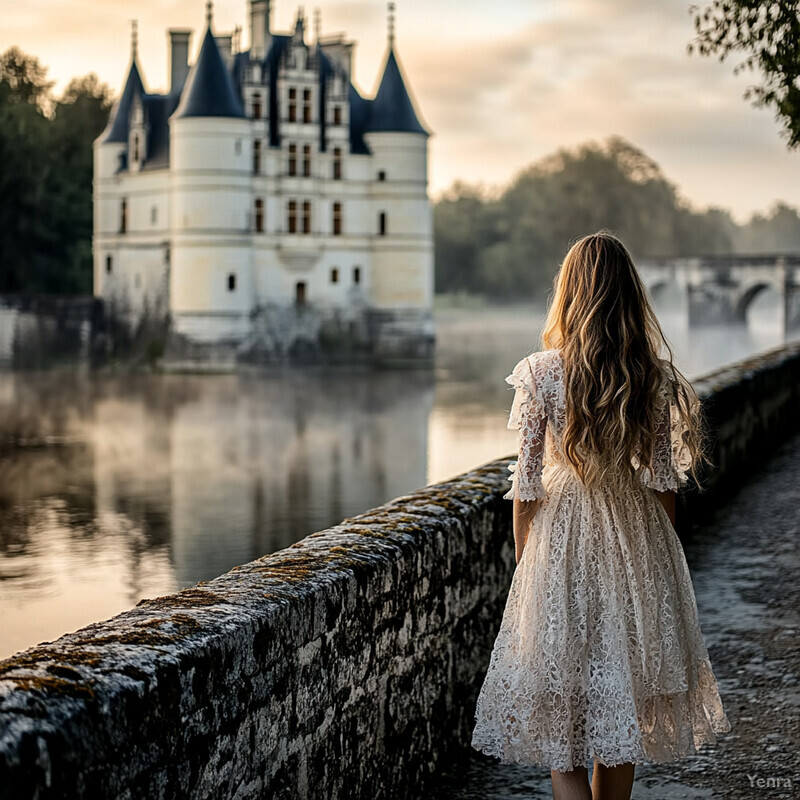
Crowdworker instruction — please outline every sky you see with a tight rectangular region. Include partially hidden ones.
[4,0,798,221]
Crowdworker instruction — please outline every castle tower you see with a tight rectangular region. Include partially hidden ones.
[362,5,433,350]
[168,5,253,344]
[93,26,146,300]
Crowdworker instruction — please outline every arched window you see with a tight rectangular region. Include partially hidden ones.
[228,273,237,291]
[379,211,387,236]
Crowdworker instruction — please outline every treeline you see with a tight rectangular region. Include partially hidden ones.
[434,137,800,298]
[1,47,799,299]
[0,47,112,294]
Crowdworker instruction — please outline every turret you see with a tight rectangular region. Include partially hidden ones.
[363,4,433,313]
[168,3,253,343]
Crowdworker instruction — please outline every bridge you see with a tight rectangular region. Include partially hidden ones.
[638,254,800,331]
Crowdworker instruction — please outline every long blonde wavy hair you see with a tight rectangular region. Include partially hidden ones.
[540,231,708,489]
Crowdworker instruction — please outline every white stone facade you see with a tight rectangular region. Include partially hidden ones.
[93,3,434,362]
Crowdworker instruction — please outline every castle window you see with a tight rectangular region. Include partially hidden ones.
[302,200,311,234]
[333,147,342,180]
[132,135,140,164]
[253,139,262,174]
[228,273,237,292]
[302,144,311,177]
[106,255,113,274]
[353,266,361,285]
[288,87,297,123]
[378,170,386,181]
[288,143,297,176]
[119,198,127,234]
[379,211,387,236]
[303,88,312,124]
[252,93,262,120]
[287,200,297,234]
[255,198,264,233]
[333,105,341,126]
[295,281,307,306]
[332,202,342,236]
[331,267,339,284]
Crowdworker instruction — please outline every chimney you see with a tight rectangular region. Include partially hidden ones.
[250,0,272,59]
[168,29,192,95]
[216,34,233,68]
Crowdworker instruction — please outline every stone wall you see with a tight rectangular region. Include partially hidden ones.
[2,341,800,799]
[683,339,800,524]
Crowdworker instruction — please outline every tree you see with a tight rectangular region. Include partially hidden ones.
[0,47,112,294]
[0,46,55,114]
[432,137,751,301]
[689,1,800,148]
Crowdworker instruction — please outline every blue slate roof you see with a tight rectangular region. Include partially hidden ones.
[97,60,145,144]
[172,27,245,119]
[141,93,180,170]
[366,47,428,136]
[348,84,372,155]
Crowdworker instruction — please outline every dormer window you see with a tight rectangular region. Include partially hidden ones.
[252,93,262,120]
[288,87,297,123]
[132,135,140,164]
[333,105,342,126]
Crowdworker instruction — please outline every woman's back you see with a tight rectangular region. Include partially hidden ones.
[504,348,691,503]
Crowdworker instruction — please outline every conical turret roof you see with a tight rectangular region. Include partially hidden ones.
[366,46,428,136]
[97,60,145,144]
[172,26,245,119]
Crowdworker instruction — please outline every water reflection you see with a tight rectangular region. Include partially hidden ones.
[0,302,795,659]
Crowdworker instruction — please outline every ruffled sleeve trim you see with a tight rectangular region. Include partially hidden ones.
[503,355,548,501]
[638,363,691,491]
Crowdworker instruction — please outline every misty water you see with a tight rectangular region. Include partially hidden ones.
[0,293,795,659]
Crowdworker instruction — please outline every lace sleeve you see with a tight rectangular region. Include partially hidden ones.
[639,369,691,492]
[503,355,548,501]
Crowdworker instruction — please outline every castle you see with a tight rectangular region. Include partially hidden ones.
[93,1,434,365]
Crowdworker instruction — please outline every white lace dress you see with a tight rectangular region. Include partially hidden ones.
[471,348,731,771]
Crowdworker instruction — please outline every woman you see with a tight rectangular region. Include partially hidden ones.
[470,232,731,800]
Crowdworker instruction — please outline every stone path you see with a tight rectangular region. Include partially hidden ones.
[429,431,800,799]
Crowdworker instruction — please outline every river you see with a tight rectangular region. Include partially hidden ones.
[0,296,794,659]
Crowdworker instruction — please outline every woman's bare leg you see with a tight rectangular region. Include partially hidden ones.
[591,759,635,800]
[550,765,592,800]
